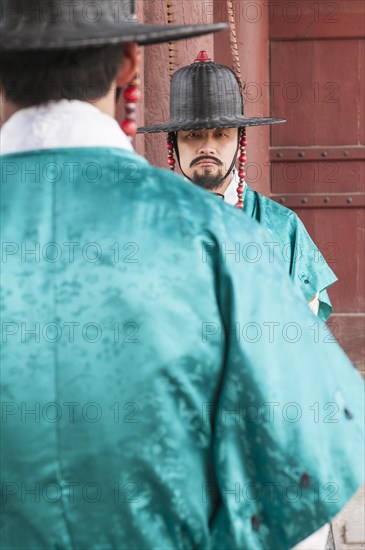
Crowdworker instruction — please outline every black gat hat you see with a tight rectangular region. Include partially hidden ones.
[138,51,285,133]
[0,1,228,51]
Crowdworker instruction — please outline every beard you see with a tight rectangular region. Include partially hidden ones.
[191,167,223,191]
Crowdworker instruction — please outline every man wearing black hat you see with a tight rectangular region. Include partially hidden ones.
[138,52,337,321]
[1,3,364,550]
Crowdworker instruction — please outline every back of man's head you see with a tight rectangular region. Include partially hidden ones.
[0,44,124,107]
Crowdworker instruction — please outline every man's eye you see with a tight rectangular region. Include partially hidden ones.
[187,132,200,138]
[216,132,227,137]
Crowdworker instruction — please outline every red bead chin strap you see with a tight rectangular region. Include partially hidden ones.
[236,127,247,209]
[120,73,141,139]
[167,135,176,170]
[120,5,140,139]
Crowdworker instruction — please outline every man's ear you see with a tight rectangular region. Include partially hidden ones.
[116,42,140,87]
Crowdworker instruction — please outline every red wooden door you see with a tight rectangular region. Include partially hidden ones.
[269,0,365,373]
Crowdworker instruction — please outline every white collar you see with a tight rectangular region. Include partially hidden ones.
[224,169,246,206]
[0,100,134,155]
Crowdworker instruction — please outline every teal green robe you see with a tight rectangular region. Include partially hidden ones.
[242,185,337,321]
[1,147,364,550]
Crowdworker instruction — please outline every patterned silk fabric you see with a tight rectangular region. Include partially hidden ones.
[241,185,337,321]
[1,147,364,550]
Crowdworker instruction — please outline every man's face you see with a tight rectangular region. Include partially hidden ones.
[176,128,239,191]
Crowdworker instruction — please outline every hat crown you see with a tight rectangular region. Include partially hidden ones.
[1,1,228,51]
[170,60,244,127]
[137,54,286,133]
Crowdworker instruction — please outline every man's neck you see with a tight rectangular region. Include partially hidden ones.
[0,88,116,126]
[211,172,234,196]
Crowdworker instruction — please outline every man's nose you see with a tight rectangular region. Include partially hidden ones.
[198,139,217,156]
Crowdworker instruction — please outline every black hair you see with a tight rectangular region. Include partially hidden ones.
[0,44,124,107]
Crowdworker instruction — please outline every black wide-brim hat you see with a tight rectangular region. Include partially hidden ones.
[138,56,285,133]
[0,0,228,51]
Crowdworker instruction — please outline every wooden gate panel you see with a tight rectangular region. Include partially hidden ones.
[272,158,364,194]
[269,0,364,371]
[360,39,364,143]
[269,0,365,40]
[315,40,360,145]
[330,316,365,375]
[270,40,315,146]
[271,39,361,146]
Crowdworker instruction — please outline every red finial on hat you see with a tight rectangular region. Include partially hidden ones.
[194,51,212,63]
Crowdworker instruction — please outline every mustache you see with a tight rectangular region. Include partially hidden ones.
[190,155,223,168]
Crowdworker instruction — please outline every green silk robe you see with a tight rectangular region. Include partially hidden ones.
[1,147,364,550]
[240,185,337,321]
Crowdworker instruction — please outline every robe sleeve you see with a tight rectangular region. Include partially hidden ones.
[209,241,364,550]
[289,216,337,322]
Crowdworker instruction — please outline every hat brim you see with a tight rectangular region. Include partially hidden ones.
[138,116,286,133]
[1,22,229,51]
